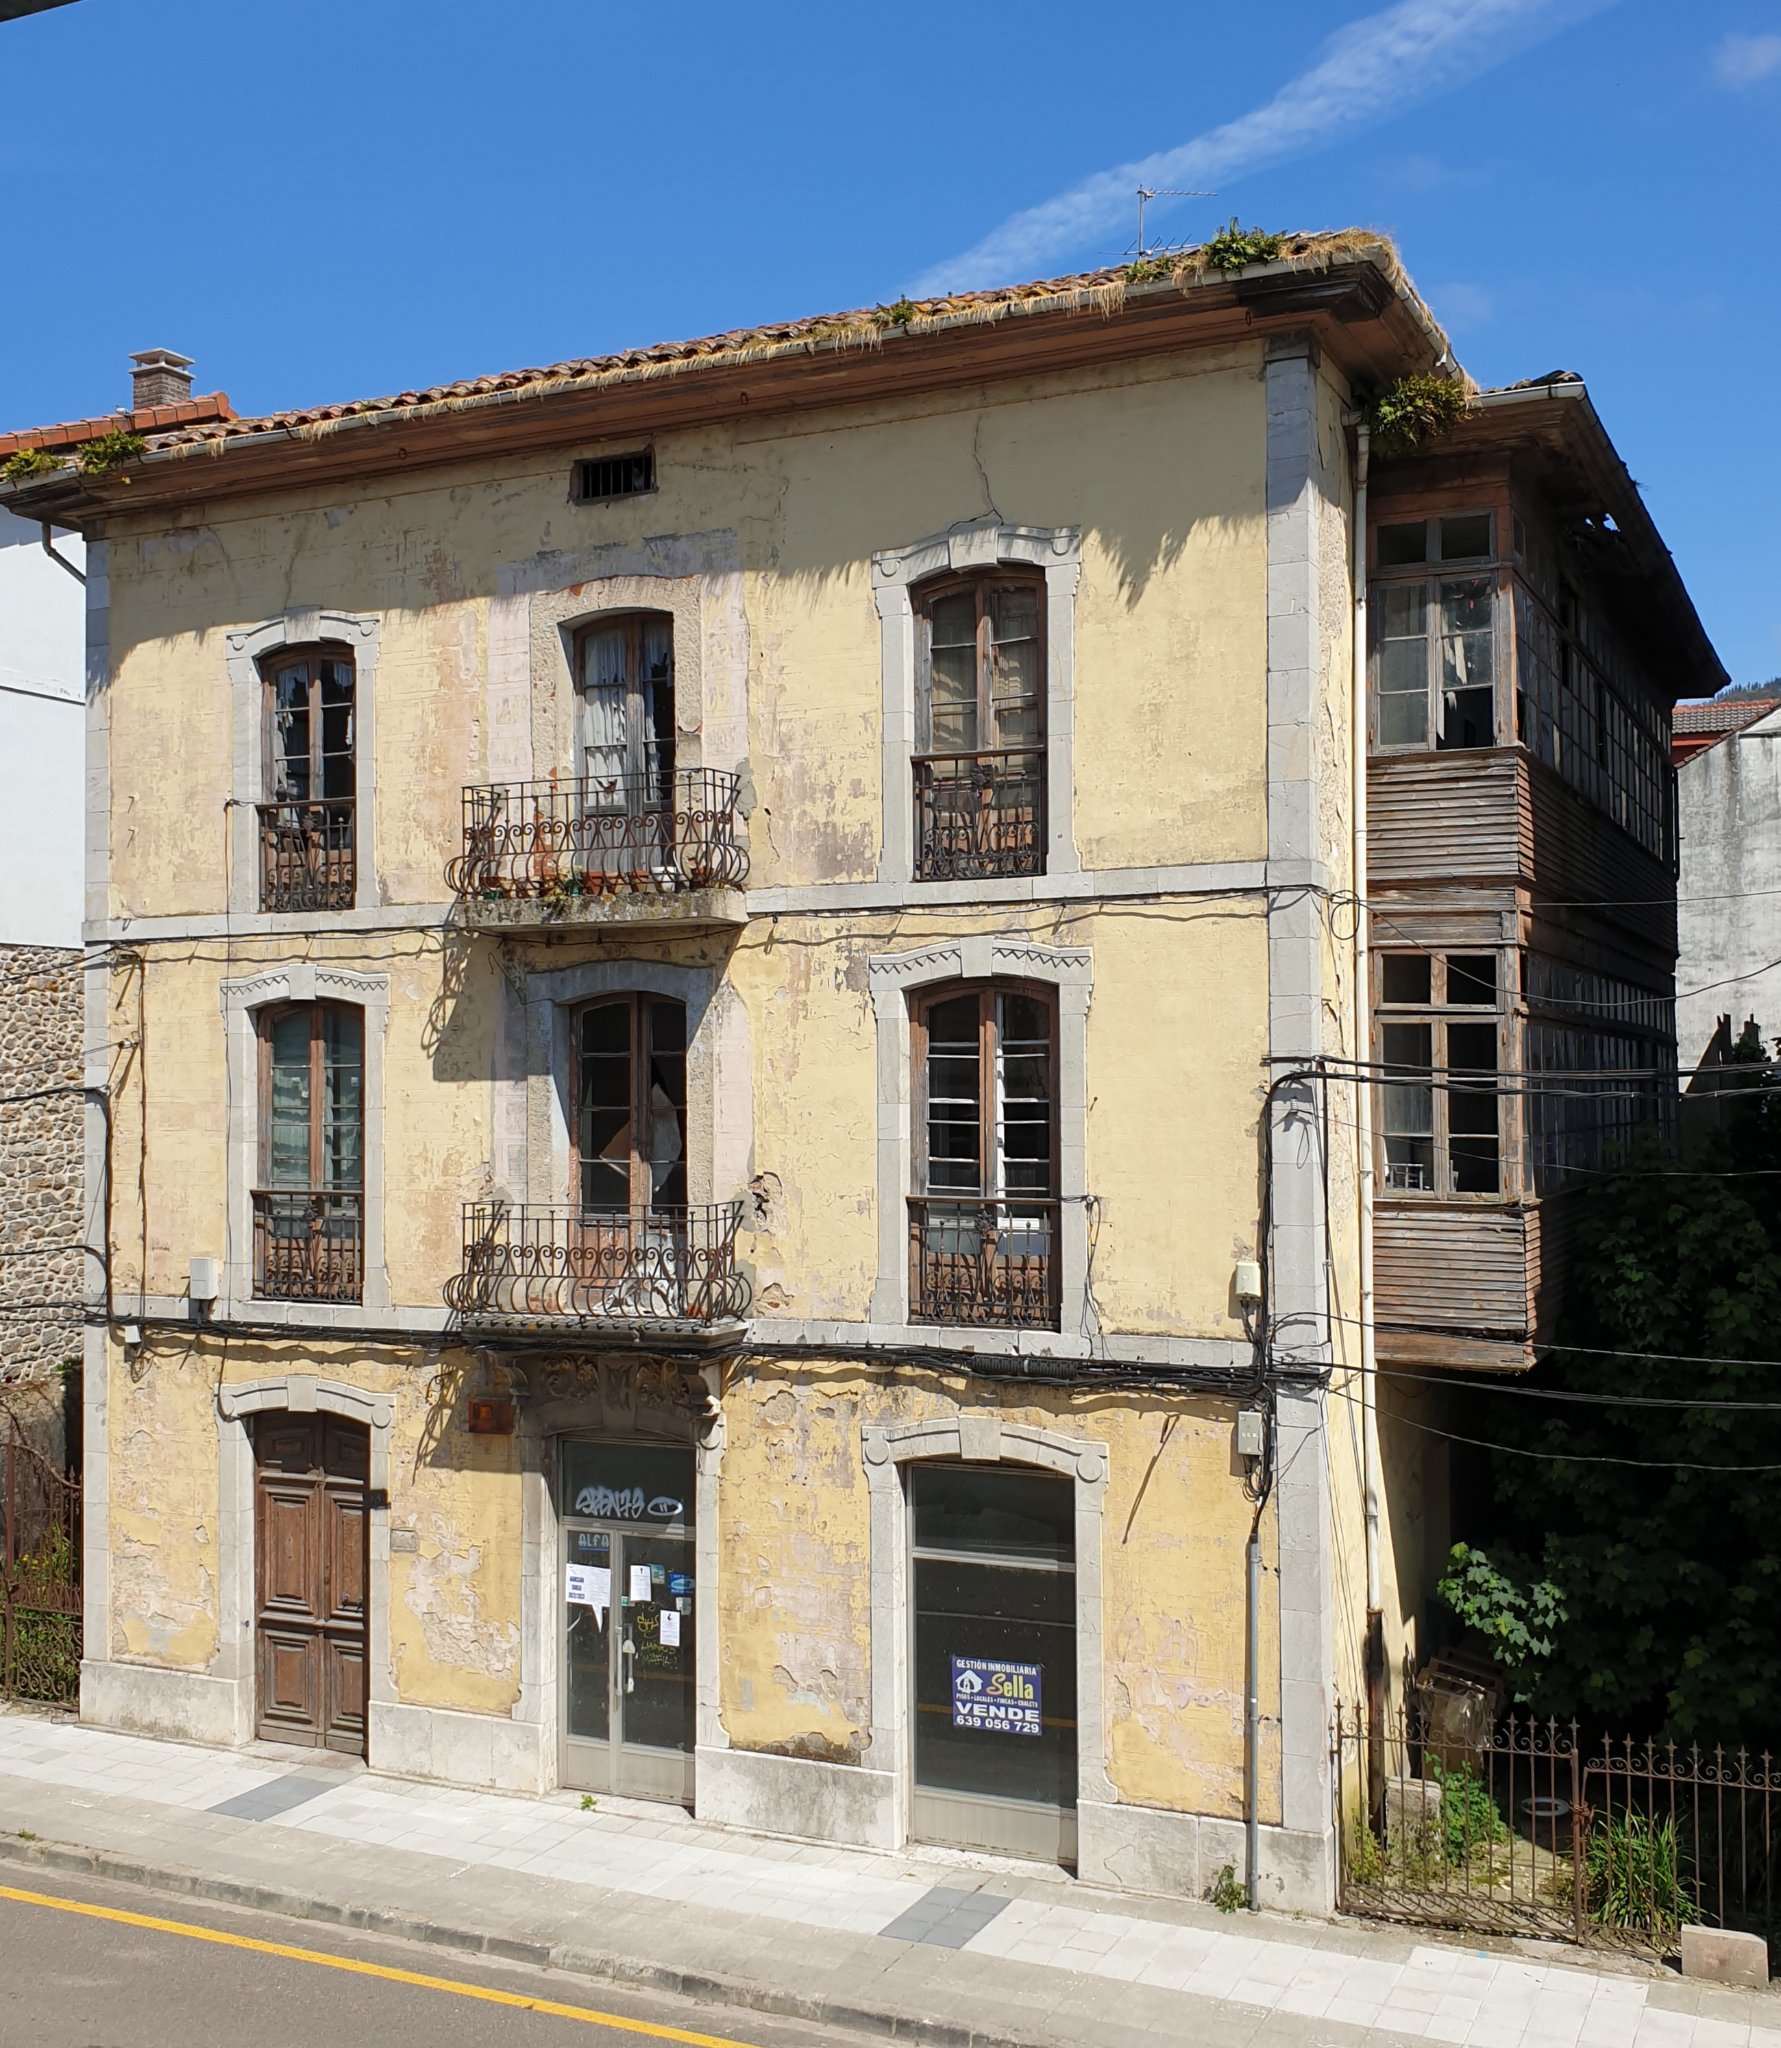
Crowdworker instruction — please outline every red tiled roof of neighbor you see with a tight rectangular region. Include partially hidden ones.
[0,393,235,458]
[1673,698,1778,765]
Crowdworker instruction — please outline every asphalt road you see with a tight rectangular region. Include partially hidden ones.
[0,1866,866,2048]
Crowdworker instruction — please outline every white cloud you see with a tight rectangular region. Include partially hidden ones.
[912,0,1618,296]
[1427,281,1495,329]
[1713,31,1781,88]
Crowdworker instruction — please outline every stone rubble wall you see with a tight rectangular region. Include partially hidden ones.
[0,946,83,1444]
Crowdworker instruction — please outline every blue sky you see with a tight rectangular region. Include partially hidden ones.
[3,0,1776,683]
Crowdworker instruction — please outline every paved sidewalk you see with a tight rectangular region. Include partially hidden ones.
[0,1707,1775,2048]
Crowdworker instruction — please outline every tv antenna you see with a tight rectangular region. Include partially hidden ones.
[1134,186,1215,261]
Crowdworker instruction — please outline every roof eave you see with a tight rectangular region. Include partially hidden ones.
[0,247,1448,529]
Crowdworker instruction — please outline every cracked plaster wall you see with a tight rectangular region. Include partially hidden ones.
[719,1362,1282,1821]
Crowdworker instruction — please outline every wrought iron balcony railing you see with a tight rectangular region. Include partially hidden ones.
[253,1190,364,1303]
[446,1203,749,1326]
[257,800,355,912]
[913,750,1044,881]
[448,771,748,905]
[909,1196,1060,1329]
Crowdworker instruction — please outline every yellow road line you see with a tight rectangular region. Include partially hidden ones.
[0,1881,761,2046]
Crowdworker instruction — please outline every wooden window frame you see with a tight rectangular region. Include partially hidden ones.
[913,569,1047,762]
[1369,509,1508,756]
[911,981,1060,1201]
[256,1000,364,1195]
[1373,950,1515,1202]
[571,610,676,798]
[569,992,688,1214]
[260,643,357,806]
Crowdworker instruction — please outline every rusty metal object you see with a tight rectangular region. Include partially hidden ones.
[447,1203,749,1327]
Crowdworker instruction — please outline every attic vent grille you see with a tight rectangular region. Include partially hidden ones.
[573,449,655,503]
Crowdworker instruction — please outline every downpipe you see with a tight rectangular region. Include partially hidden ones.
[1245,1492,1263,1909]
[1353,451,1388,1824]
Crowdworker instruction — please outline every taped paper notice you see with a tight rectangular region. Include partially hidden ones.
[564,1563,610,1614]
[629,1564,654,1603]
[659,1608,681,1648]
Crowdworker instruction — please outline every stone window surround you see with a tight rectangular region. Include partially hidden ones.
[867,936,1092,1336]
[507,957,753,1213]
[872,518,1082,887]
[225,611,382,916]
[212,1374,396,1739]
[861,1413,1115,1839]
[219,964,392,1320]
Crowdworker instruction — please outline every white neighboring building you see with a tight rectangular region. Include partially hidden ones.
[0,353,233,1414]
[0,499,84,948]
[1676,695,1781,1075]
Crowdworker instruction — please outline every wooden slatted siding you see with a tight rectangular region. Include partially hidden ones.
[1368,754,1522,885]
[1374,1199,1533,1346]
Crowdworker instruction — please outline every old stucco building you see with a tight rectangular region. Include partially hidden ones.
[1,239,1715,1906]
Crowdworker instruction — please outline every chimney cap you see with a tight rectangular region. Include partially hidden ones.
[129,347,195,372]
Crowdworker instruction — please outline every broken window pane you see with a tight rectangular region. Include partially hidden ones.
[1377,522,1427,567]
[1446,955,1498,1005]
[1439,513,1492,562]
[1438,576,1495,749]
[1381,955,1433,1006]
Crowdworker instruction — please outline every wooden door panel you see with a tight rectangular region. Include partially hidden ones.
[322,1421,368,1484]
[258,1478,321,1622]
[325,1633,367,1752]
[258,1625,321,1737]
[325,1490,366,1625]
[257,1417,321,1475]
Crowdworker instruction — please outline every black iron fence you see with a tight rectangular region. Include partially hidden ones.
[1335,1700,1779,1960]
[257,799,355,911]
[446,1203,750,1325]
[913,750,1044,881]
[2,1424,81,1708]
[253,1190,364,1303]
[449,772,748,904]
[909,1196,1059,1330]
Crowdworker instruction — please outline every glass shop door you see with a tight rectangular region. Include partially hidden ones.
[559,1440,696,1804]
[910,1461,1078,1863]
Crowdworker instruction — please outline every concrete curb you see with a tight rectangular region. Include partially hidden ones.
[0,1830,1053,2048]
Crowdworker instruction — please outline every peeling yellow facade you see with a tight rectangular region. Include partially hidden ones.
[69,282,1427,1912]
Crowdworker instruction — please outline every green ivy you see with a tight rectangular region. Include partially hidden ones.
[74,428,147,476]
[1365,374,1469,455]
[1,446,64,484]
[1437,1542,1566,1702]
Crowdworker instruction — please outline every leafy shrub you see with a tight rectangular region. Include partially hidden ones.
[2,446,64,484]
[1438,1542,1566,1702]
[1429,1756,1508,1866]
[74,429,147,476]
[1366,374,1469,455]
[1204,219,1285,272]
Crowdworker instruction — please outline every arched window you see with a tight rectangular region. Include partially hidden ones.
[259,645,356,910]
[912,573,1044,880]
[255,1001,364,1301]
[911,982,1057,1327]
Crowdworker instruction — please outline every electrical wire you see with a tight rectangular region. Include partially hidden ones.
[1325,1381,1781,1473]
[1353,1360,1781,1413]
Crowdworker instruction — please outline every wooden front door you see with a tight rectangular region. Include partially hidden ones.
[253,1414,369,1753]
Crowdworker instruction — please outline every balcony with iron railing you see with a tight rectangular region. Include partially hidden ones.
[258,800,355,912]
[913,750,1044,882]
[253,1191,364,1303]
[909,1196,1060,1330]
[445,1202,750,1333]
[447,772,749,931]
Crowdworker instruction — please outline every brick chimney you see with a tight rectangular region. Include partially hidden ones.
[129,348,195,410]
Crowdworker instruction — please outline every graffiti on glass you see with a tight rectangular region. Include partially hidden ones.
[573,1484,685,1521]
